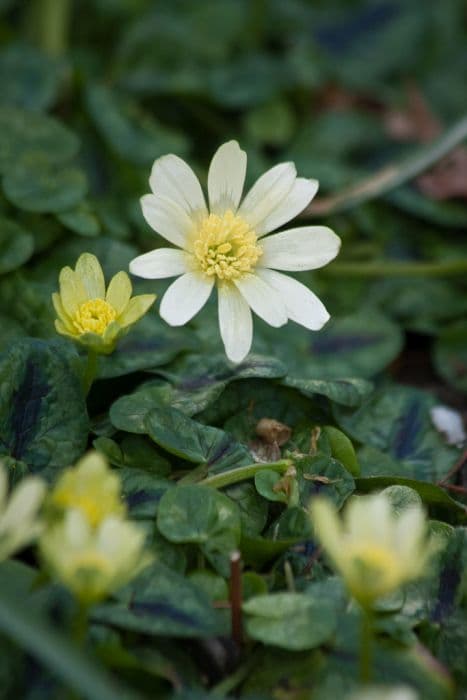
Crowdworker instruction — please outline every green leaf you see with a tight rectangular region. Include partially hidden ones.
[224,482,268,536]
[356,477,467,522]
[93,435,171,476]
[240,533,302,569]
[433,320,467,393]
[243,588,339,651]
[0,107,79,173]
[244,99,295,146]
[282,376,373,408]
[120,467,172,520]
[98,314,193,379]
[0,218,34,274]
[380,484,423,515]
[86,84,188,165]
[157,485,241,576]
[295,454,356,509]
[0,562,137,700]
[335,384,461,482]
[0,44,65,112]
[156,353,288,415]
[254,311,402,379]
[255,469,291,504]
[310,312,403,379]
[322,425,360,476]
[144,406,251,473]
[110,354,287,431]
[57,202,101,237]
[0,339,89,475]
[3,153,87,213]
[93,562,223,638]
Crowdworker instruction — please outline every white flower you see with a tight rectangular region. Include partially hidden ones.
[40,509,151,604]
[130,141,341,363]
[310,493,430,607]
[0,464,46,561]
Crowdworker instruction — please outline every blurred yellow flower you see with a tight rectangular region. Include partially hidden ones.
[310,493,430,607]
[52,253,156,354]
[40,509,150,604]
[50,452,125,528]
[0,463,46,561]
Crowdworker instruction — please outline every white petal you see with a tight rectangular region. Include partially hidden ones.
[238,163,296,230]
[234,273,287,328]
[256,178,319,236]
[130,249,190,279]
[159,273,214,326]
[141,194,195,249]
[218,283,253,363]
[149,154,207,218]
[1,478,45,532]
[256,269,330,330]
[208,140,247,215]
[259,226,341,271]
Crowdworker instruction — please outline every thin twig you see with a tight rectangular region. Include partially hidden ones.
[437,449,467,486]
[302,114,467,217]
[229,551,243,647]
[438,483,467,496]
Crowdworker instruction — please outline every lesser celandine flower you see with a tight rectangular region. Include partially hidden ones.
[53,253,156,355]
[49,452,125,528]
[311,493,431,683]
[130,140,341,363]
[40,509,150,604]
[0,463,45,560]
[311,493,430,607]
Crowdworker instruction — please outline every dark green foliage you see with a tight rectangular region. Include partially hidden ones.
[0,0,466,697]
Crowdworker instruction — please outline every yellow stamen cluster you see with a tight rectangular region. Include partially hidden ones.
[193,209,262,280]
[73,299,117,335]
[347,543,400,599]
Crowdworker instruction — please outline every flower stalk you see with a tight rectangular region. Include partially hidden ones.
[359,607,374,684]
[198,459,292,489]
[83,350,98,396]
[29,0,72,57]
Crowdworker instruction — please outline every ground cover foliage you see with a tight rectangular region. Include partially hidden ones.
[0,0,466,698]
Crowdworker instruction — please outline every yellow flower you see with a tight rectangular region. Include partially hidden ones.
[52,253,156,354]
[310,493,430,607]
[0,463,46,560]
[50,452,125,528]
[40,509,151,604]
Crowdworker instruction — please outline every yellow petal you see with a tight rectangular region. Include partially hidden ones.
[59,267,88,316]
[106,271,132,315]
[117,294,156,328]
[52,293,74,331]
[75,253,106,299]
[55,319,75,338]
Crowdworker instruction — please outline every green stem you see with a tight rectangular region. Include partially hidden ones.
[210,656,256,697]
[83,350,98,396]
[72,602,89,647]
[29,0,72,56]
[323,258,467,277]
[198,460,292,490]
[304,114,467,217]
[359,607,374,684]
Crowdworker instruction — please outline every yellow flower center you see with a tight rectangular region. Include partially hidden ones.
[192,209,262,280]
[347,542,401,601]
[73,298,116,335]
